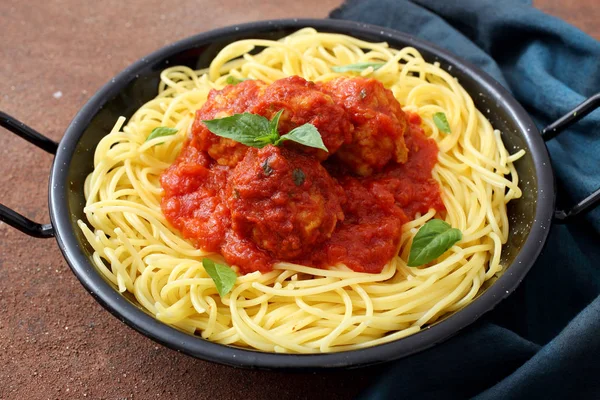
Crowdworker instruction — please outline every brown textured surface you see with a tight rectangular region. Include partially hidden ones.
[0,1,598,399]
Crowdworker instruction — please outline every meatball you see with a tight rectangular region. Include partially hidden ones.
[319,77,409,176]
[251,76,353,159]
[191,79,267,166]
[227,145,344,260]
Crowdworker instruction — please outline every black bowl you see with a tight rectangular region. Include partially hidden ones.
[16,19,557,369]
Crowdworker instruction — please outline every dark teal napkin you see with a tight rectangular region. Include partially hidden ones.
[330,0,600,398]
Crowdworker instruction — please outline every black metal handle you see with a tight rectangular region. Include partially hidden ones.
[0,111,57,238]
[542,93,600,223]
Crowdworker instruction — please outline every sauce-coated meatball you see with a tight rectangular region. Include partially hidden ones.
[319,77,409,176]
[251,76,353,159]
[227,145,344,260]
[191,80,267,166]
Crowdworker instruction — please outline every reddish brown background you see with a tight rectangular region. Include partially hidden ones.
[0,1,598,399]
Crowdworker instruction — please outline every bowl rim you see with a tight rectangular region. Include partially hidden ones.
[48,18,554,370]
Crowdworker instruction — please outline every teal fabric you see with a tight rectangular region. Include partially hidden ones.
[330,1,600,398]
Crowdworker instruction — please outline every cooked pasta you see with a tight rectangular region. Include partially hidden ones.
[78,28,524,353]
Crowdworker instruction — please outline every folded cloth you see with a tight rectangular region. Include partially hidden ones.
[330,1,600,398]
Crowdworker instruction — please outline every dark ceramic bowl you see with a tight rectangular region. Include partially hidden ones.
[2,19,599,370]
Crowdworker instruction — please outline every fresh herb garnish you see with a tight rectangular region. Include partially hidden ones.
[433,112,451,134]
[278,124,327,151]
[146,127,178,142]
[203,113,274,148]
[202,110,328,152]
[292,168,306,186]
[269,109,284,141]
[262,159,273,176]
[203,259,237,297]
[226,76,251,85]
[331,62,385,73]
[407,219,462,267]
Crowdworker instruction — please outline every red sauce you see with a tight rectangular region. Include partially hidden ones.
[160,77,444,274]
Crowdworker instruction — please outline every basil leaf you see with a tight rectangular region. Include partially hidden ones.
[146,127,178,142]
[203,113,272,148]
[331,62,385,73]
[407,219,462,267]
[226,76,251,85]
[203,259,237,297]
[203,111,327,152]
[292,168,305,186]
[279,124,328,152]
[433,112,451,134]
[269,109,284,137]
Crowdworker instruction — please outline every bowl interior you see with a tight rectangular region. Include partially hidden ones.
[51,19,553,369]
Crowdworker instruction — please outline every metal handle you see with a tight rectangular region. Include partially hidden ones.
[542,93,600,223]
[0,111,57,238]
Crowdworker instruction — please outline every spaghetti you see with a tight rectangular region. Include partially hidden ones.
[78,28,524,353]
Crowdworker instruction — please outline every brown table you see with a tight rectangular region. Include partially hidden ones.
[1,1,598,399]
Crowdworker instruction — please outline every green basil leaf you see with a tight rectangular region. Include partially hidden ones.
[252,134,279,146]
[226,76,251,85]
[279,124,328,152]
[331,62,385,73]
[433,112,451,134]
[203,111,327,152]
[203,113,272,148]
[146,127,178,142]
[269,109,284,136]
[407,219,462,267]
[203,259,237,297]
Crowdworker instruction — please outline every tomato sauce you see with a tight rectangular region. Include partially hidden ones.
[160,77,444,274]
